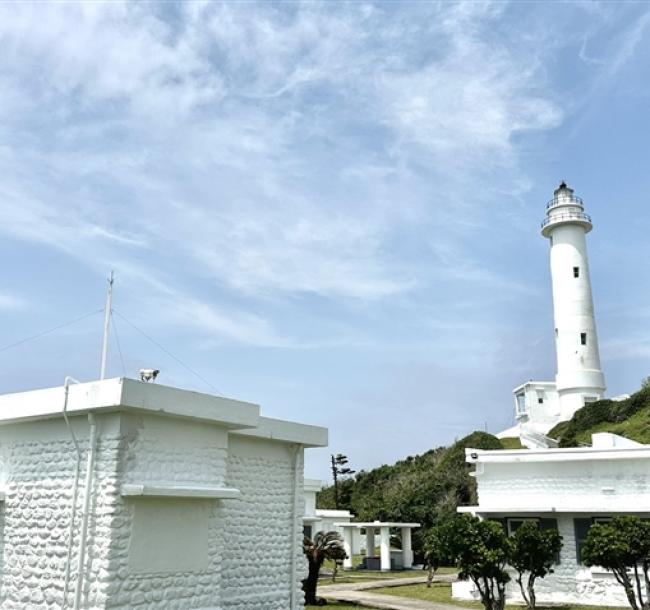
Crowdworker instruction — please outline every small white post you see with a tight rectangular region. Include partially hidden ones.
[380,526,391,571]
[402,527,413,569]
[99,271,114,380]
[342,528,353,569]
[366,527,376,558]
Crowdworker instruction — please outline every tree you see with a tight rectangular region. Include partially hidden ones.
[510,521,563,610]
[582,517,650,610]
[440,515,512,610]
[422,523,450,588]
[330,454,355,509]
[302,531,347,606]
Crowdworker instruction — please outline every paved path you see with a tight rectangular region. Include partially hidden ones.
[319,573,471,610]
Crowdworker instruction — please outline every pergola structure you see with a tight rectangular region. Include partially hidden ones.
[335,521,420,571]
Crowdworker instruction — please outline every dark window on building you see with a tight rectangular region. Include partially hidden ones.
[507,517,538,536]
[541,518,561,564]
[581,332,587,345]
[538,398,544,404]
[573,266,580,278]
[505,518,560,564]
[516,393,527,414]
[574,517,614,564]
[574,518,592,563]
[303,525,313,540]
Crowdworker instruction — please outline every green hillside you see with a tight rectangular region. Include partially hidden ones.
[317,431,503,549]
[549,382,650,447]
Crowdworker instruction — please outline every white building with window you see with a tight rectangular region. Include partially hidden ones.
[302,479,363,551]
[0,377,327,610]
[500,183,607,448]
[453,433,650,607]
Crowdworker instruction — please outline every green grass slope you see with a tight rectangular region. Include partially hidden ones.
[317,431,503,544]
[549,384,650,447]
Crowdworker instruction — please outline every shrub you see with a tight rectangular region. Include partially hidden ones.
[510,521,563,610]
[582,516,650,610]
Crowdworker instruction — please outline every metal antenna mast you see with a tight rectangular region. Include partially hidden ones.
[99,271,114,380]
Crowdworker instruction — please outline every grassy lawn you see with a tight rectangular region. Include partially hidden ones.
[374,582,482,608]
[373,581,628,610]
[305,602,359,610]
[320,566,455,585]
[498,437,525,450]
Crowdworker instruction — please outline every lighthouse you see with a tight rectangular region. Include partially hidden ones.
[499,182,607,447]
[541,182,606,419]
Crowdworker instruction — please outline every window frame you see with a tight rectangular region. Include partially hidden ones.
[506,517,539,537]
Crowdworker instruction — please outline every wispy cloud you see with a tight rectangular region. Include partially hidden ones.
[0,1,564,346]
[0,292,25,312]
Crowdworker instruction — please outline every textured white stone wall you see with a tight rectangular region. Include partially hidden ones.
[0,416,123,609]
[121,414,229,487]
[0,412,307,610]
[92,413,227,609]
[221,436,305,610]
[476,458,650,511]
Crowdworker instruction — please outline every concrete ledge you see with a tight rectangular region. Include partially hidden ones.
[233,416,328,447]
[121,484,241,499]
[0,378,260,430]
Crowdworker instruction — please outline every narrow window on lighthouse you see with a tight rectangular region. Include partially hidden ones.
[580,332,587,345]
[573,266,580,278]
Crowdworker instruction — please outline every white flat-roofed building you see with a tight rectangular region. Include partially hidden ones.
[302,480,363,552]
[0,377,327,610]
[454,433,650,607]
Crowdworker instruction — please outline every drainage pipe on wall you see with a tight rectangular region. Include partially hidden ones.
[62,376,81,609]
[73,412,98,610]
[290,444,304,610]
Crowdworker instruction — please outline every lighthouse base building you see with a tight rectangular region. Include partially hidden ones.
[0,378,326,610]
[455,433,650,607]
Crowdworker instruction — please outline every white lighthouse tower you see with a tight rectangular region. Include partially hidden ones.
[542,182,606,419]
[500,182,607,447]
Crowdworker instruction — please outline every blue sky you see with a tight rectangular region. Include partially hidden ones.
[1,1,649,481]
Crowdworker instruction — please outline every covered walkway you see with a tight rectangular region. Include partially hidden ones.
[336,521,420,570]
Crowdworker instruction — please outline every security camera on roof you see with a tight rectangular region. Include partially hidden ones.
[139,368,160,383]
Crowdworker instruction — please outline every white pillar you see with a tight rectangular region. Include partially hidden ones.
[401,527,413,568]
[365,528,376,557]
[342,528,353,569]
[380,526,391,571]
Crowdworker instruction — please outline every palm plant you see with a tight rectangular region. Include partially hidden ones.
[302,531,347,605]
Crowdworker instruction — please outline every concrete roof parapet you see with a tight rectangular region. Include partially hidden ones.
[0,378,328,447]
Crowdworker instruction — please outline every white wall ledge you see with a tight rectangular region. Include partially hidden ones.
[459,506,650,515]
[121,484,241,499]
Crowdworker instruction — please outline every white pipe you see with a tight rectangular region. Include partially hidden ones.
[73,413,98,610]
[290,444,303,610]
[62,376,81,610]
